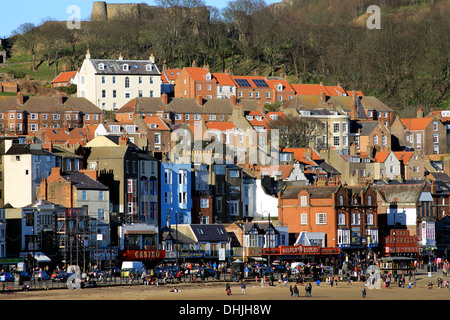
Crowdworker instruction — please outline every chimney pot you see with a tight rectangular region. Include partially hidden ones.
[17,92,24,105]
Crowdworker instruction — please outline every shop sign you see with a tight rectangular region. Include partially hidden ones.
[122,250,166,260]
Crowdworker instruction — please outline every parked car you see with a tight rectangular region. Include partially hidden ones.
[120,268,140,278]
[0,272,15,282]
[52,271,73,282]
[271,264,287,273]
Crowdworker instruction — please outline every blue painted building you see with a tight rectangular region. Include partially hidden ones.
[160,161,192,227]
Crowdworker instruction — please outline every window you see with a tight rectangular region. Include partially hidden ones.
[382,135,387,146]
[164,192,172,204]
[179,169,188,185]
[433,145,439,154]
[338,212,346,225]
[373,135,378,145]
[99,191,104,201]
[338,229,350,246]
[433,134,439,143]
[351,212,361,225]
[125,77,130,88]
[99,63,105,70]
[367,195,372,206]
[122,64,129,71]
[300,213,307,225]
[333,136,340,146]
[102,90,106,98]
[367,213,374,225]
[154,133,161,145]
[112,76,116,84]
[300,195,308,206]
[30,124,38,132]
[229,201,239,216]
[164,169,172,184]
[342,122,348,133]
[333,123,340,133]
[178,192,187,205]
[82,190,87,200]
[200,199,209,208]
[316,213,327,225]
[434,121,438,131]
[98,209,105,221]
[207,85,211,91]
[101,76,105,83]
[266,92,270,98]
[229,170,239,178]
[417,133,422,144]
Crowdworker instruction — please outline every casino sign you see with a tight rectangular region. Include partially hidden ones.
[121,249,166,261]
[262,245,340,256]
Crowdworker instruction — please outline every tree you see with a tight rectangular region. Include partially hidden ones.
[269,116,324,149]
[12,23,40,71]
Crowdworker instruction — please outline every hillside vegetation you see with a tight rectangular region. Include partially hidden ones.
[2,0,449,117]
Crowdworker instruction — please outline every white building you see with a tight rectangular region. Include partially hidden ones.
[4,143,56,208]
[76,51,162,111]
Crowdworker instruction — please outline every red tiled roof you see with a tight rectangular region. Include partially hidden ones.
[205,121,236,131]
[143,115,171,130]
[283,147,321,161]
[184,67,214,82]
[213,73,236,86]
[265,79,295,93]
[51,71,77,84]
[393,151,414,164]
[400,117,433,131]
[373,151,390,163]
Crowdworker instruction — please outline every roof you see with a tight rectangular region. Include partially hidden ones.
[5,144,55,156]
[283,148,321,161]
[205,121,236,131]
[259,164,294,180]
[351,121,379,135]
[393,151,414,164]
[183,67,214,82]
[231,75,270,88]
[143,115,171,131]
[400,117,434,131]
[116,97,168,114]
[291,83,348,96]
[213,73,236,86]
[280,185,340,199]
[51,71,77,84]
[373,151,391,163]
[190,224,229,242]
[374,183,425,203]
[61,171,108,190]
[89,58,160,76]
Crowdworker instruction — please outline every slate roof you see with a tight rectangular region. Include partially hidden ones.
[5,144,55,156]
[190,224,229,242]
[374,183,425,203]
[280,185,340,199]
[61,171,108,190]
[89,58,160,76]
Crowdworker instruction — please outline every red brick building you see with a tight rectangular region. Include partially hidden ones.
[278,184,379,251]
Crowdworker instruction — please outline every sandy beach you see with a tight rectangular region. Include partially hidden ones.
[2,271,450,301]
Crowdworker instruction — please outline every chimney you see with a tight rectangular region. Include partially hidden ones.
[80,169,98,181]
[119,53,123,61]
[444,157,450,176]
[161,93,168,105]
[431,179,437,194]
[86,49,91,60]
[17,92,24,105]
[352,91,358,102]
[321,92,327,103]
[417,107,424,118]
[196,95,203,106]
[57,92,64,105]
[119,136,127,146]
[230,95,237,106]
[351,100,357,120]
[192,60,197,68]
[149,53,155,64]
[163,60,167,72]
[62,63,67,72]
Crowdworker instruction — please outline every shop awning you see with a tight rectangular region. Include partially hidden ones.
[33,253,51,262]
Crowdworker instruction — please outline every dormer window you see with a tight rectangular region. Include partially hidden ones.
[146,64,152,71]
[206,72,211,81]
[98,63,105,70]
[277,84,283,91]
[122,64,129,71]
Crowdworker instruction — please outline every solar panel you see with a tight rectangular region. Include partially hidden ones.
[235,79,251,87]
[252,79,269,87]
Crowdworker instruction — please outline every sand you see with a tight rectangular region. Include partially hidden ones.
[2,272,450,301]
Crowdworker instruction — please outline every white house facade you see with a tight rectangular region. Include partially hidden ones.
[76,51,162,111]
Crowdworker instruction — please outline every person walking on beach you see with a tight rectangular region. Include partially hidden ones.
[226,283,232,295]
[241,281,246,295]
[305,283,312,297]
[293,284,299,297]
[362,287,367,298]
[290,285,293,297]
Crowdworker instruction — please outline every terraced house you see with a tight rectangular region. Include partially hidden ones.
[0,92,102,135]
